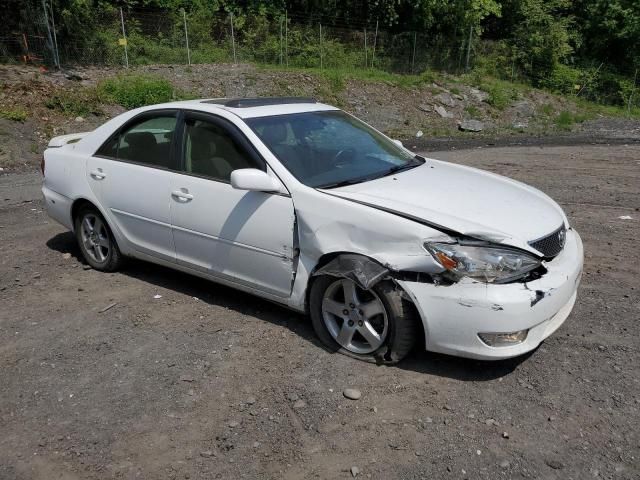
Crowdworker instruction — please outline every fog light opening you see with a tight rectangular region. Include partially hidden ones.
[478,330,529,347]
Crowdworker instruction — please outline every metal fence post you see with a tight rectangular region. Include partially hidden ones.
[230,12,237,64]
[371,20,378,69]
[465,24,472,72]
[628,69,638,116]
[319,23,323,69]
[411,31,417,73]
[279,16,283,65]
[120,8,129,68]
[41,0,59,69]
[182,9,191,66]
[285,10,288,66]
[364,28,367,68]
[48,1,60,68]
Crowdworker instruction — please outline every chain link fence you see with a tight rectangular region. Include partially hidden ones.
[0,6,474,75]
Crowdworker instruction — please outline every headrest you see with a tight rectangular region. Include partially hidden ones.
[124,131,157,149]
[189,127,218,159]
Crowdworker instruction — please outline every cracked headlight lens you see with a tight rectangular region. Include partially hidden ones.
[424,242,542,283]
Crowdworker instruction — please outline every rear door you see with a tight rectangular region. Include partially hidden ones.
[169,111,296,297]
[88,110,178,262]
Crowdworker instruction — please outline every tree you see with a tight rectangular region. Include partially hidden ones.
[499,0,577,82]
[575,0,640,74]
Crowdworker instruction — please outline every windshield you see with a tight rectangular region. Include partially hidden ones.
[246,111,422,188]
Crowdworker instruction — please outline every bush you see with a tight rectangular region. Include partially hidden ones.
[99,74,177,109]
[541,64,582,95]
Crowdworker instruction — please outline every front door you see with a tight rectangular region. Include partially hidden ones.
[88,110,178,262]
[170,112,296,297]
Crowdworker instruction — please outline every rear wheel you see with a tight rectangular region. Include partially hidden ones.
[310,276,419,364]
[75,206,124,272]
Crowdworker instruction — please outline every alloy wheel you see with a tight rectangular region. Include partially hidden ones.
[321,278,388,354]
[80,213,110,263]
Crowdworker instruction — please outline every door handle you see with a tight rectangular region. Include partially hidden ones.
[171,189,194,202]
[90,169,106,180]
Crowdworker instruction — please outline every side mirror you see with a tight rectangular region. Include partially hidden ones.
[230,168,281,192]
[392,139,404,148]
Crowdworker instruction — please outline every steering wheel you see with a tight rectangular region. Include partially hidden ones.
[332,148,356,168]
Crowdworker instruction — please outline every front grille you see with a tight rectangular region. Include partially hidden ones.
[529,225,566,259]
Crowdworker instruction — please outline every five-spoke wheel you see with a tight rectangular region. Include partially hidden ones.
[79,213,110,263]
[74,206,124,272]
[321,278,388,354]
[310,273,419,364]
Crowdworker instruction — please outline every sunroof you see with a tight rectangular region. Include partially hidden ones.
[202,97,317,108]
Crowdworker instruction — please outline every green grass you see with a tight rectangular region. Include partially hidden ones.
[44,73,198,117]
[554,110,591,131]
[0,108,27,122]
[555,111,574,130]
[483,81,518,110]
[574,97,640,119]
[323,70,346,93]
[98,74,194,109]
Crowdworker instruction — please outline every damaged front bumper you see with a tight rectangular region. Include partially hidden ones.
[398,229,583,360]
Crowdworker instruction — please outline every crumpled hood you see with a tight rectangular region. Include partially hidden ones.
[323,158,567,252]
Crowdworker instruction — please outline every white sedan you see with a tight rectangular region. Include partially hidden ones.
[42,97,583,363]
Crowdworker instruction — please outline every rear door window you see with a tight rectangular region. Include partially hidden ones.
[96,113,177,169]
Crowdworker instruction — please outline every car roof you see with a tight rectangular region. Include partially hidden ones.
[143,97,339,119]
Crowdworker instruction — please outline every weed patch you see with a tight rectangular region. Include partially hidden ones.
[98,74,192,109]
[45,88,104,117]
[0,108,27,122]
[482,81,518,110]
[464,105,481,118]
[555,111,573,130]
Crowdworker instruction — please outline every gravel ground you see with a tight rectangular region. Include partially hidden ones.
[0,144,638,480]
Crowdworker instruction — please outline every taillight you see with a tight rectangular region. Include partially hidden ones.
[40,155,45,176]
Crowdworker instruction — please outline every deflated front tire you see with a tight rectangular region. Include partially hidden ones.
[309,276,419,364]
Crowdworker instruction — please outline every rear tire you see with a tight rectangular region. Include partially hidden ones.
[75,206,124,272]
[310,276,419,364]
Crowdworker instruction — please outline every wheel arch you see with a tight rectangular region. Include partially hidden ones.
[304,252,425,350]
[70,198,122,250]
[70,198,98,231]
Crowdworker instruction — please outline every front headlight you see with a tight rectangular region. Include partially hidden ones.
[424,242,541,283]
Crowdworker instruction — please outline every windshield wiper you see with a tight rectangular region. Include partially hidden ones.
[316,157,424,189]
[315,155,425,188]
[315,177,369,189]
[373,156,424,179]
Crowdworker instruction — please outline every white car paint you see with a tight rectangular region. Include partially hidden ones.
[326,159,569,252]
[42,99,583,360]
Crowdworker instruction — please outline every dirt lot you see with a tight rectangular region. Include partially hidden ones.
[0,143,639,480]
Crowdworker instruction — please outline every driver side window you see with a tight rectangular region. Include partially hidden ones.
[182,118,256,182]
